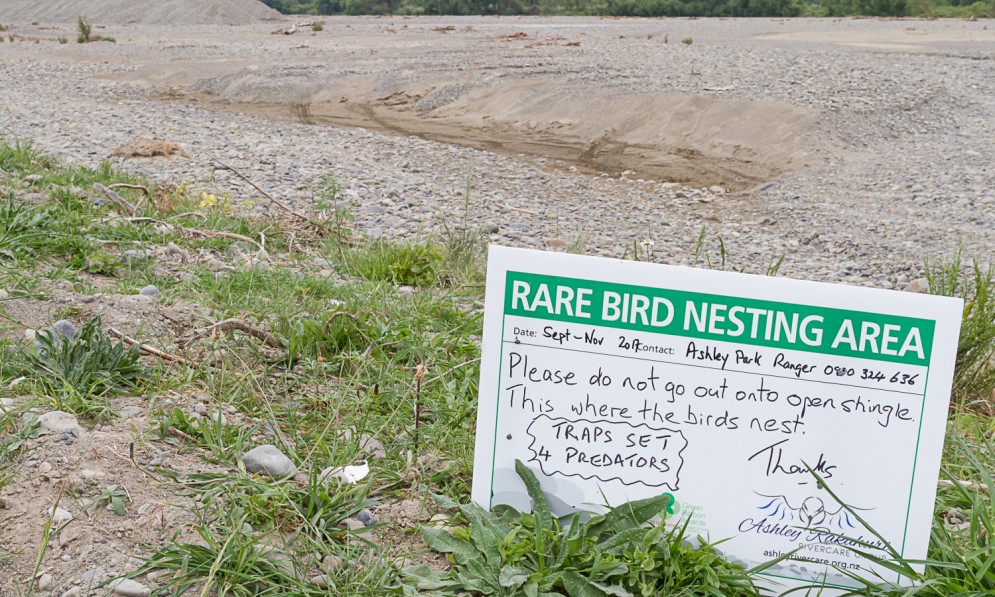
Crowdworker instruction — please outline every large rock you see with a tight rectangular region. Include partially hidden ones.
[242,445,297,478]
[38,410,84,435]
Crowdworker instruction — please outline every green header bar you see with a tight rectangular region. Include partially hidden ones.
[504,271,934,366]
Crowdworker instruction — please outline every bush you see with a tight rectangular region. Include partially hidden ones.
[76,15,91,43]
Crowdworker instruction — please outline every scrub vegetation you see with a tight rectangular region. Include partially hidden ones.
[0,135,992,595]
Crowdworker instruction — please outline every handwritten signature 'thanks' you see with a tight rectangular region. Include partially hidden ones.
[748,438,837,481]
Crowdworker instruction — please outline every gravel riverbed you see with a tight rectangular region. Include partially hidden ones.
[0,16,992,287]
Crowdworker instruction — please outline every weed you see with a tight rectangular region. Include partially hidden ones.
[312,21,325,32]
[58,36,68,44]
[682,36,694,45]
[21,315,149,417]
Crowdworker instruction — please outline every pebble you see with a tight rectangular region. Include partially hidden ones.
[138,284,161,298]
[62,587,83,597]
[120,249,152,267]
[357,509,377,526]
[49,506,73,527]
[241,444,297,478]
[80,567,105,583]
[321,554,345,572]
[904,277,929,293]
[38,410,85,435]
[51,320,77,339]
[310,574,331,588]
[206,257,232,272]
[37,573,53,590]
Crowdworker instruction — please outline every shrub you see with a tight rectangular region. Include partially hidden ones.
[682,36,693,45]
[77,15,91,43]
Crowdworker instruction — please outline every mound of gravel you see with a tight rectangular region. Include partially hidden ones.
[0,0,282,26]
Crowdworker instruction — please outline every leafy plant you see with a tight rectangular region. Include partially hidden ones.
[682,37,694,45]
[23,315,148,416]
[97,485,128,516]
[404,460,759,596]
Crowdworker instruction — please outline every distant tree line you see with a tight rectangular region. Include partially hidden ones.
[261,0,992,17]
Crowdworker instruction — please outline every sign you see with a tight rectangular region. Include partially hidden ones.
[472,246,961,594]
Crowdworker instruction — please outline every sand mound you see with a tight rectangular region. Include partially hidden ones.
[0,0,282,26]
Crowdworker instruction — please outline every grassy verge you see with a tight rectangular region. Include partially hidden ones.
[0,135,992,596]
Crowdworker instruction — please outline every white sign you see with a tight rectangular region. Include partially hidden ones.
[472,246,961,594]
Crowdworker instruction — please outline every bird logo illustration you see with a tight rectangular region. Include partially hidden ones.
[755,493,870,530]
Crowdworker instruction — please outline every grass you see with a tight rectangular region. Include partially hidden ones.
[0,135,993,596]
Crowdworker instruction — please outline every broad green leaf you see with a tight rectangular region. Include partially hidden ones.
[499,565,531,588]
[589,495,669,538]
[421,526,483,566]
[432,492,459,510]
[515,459,552,534]
[561,570,611,597]
[590,581,634,597]
[401,564,458,590]
[515,459,553,568]
[596,527,648,554]
[466,505,502,566]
